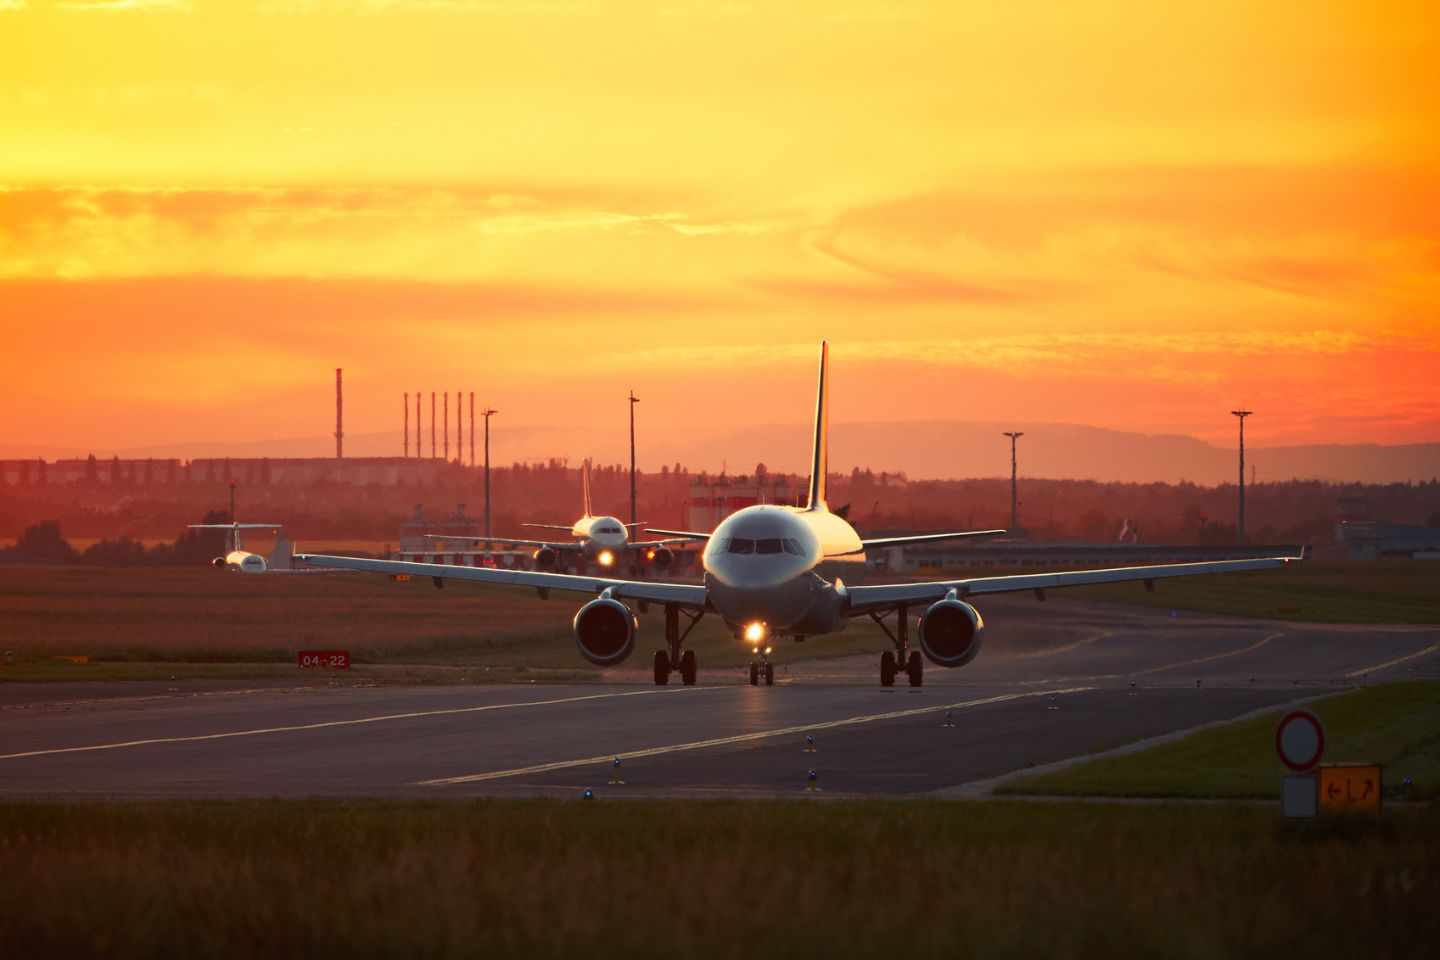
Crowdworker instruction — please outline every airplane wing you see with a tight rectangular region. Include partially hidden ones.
[643,528,713,540]
[295,553,709,609]
[854,529,1007,551]
[628,538,704,549]
[524,523,581,532]
[421,534,583,552]
[843,555,1302,616]
[188,523,284,530]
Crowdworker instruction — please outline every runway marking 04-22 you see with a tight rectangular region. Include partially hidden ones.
[0,688,712,762]
[419,686,1096,786]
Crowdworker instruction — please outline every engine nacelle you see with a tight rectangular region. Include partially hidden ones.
[647,546,674,569]
[533,546,558,570]
[211,556,228,569]
[918,599,984,668]
[572,597,637,666]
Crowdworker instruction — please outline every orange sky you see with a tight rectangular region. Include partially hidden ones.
[2,1,1437,466]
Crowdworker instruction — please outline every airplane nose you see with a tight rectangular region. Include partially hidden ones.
[704,574,817,632]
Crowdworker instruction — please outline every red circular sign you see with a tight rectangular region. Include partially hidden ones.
[1275,710,1325,771]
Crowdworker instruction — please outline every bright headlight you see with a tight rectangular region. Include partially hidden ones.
[597,550,615,567]
[744,622,766,643]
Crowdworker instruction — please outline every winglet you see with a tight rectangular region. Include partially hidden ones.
[806,341,829,512]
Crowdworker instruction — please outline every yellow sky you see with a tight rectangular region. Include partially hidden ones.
[2,1,1437,461]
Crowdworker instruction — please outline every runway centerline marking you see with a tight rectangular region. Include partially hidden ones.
[0,687,714,762]
[419,686,1095,786]
[1346,642,1440,678]
[1129,632,1282,677]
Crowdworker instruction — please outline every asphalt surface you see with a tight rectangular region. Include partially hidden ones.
[2,599,1436,800]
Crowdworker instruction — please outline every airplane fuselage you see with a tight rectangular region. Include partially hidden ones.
[574,515,628,564]
[702,504,862,640]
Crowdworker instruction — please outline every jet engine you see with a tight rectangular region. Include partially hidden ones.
[211,556,228,569]
[917,598,984,668]
[646,546,674,569]
[572,597,638,666]
[533,546,558,570]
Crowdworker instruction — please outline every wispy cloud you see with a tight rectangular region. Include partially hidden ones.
[54,0,192,11]
[0,1,29,12]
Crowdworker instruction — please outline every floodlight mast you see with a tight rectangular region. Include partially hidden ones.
[1232,410,1253,545]
[1003,431,1024,533]
[482,408,498,548]
[629,390,640,528]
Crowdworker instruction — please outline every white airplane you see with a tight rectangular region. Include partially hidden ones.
[425,459,697,571]
[190,522,285,573]
[299,342,1301,688]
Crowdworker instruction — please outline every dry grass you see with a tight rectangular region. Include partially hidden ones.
[0,799,1434,959]
[0,567,885,678]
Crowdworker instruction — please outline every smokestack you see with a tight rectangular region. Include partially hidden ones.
[416,391,421,459]
[403,392,409,458]
[469,392,475,467]
[443,391,449,461]
[335,368,343,459]
[430,392,436,458]
[456,391,462,464]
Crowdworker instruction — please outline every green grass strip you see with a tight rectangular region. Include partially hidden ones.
[1000,681,1440,800]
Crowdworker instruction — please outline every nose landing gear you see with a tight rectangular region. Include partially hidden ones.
[748,657,774,686]
[652,605,704,686]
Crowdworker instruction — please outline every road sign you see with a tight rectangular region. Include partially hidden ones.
[1318,764,1383,812]
[1275,710,1325,771]
[1281,773,1318,818]
[298,650,350,669]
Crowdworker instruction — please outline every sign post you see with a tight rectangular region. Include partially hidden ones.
[1276,710,1325,819]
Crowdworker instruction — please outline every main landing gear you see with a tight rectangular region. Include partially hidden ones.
[870,605,923,688]
[652,605,704,686]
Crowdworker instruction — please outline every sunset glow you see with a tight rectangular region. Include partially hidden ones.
[3,1,1437,466]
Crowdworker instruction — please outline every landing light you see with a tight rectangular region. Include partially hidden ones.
[744,622,766,643]
[597,550,615,567]
[645,549,656,560]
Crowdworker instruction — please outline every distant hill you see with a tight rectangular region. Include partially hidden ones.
[4,421,1436,485]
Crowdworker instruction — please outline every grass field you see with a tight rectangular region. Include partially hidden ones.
[0,567,888,681]
[1000,682,1440,800]
[1060,560,1440,623]
[0,799,1434,958]
[2,561,1435,683]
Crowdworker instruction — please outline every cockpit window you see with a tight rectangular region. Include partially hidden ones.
[756,538,783,554]
[727,538,755,554]
[783,538,805,556]
[596,525,623,534]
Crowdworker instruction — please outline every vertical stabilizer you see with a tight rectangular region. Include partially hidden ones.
[805,341,829,512]
[581,458,594,518]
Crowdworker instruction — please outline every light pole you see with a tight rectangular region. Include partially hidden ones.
[1003,431,1024,533]
[629,390,640,528]
[1231,410,1252,545]
[482,408,498,548]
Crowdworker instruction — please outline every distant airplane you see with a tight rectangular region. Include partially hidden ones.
[425,459,697,571]
[189,522,285,573]
[299,342,1300,688]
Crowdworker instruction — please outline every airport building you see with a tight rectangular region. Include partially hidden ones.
[0,456,460,487]
[1336,521,1440,560]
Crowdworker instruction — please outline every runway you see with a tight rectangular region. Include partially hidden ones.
[2,599,1437,800]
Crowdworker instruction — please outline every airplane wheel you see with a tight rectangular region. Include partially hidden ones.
[764,662,774,686]
[748,662,760,686]
[907,651,923,687]
[653,650,670,686]
[879,651,897,687]
[680,649,698,686]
